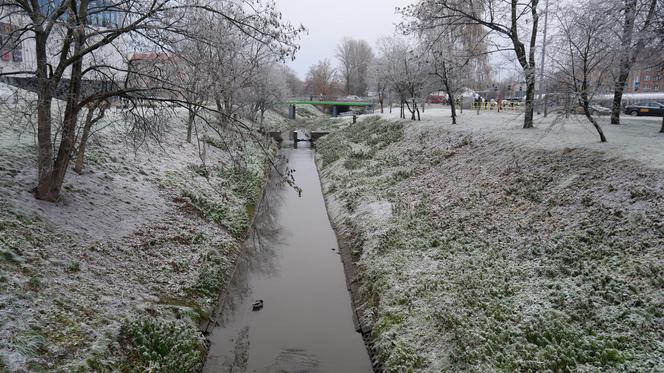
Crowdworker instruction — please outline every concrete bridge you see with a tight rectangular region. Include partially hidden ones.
[266,130,329,147]
[293,130,329,147]
[286,97,374,118]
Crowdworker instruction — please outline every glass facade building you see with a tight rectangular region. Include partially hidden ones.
[37,0,121,28]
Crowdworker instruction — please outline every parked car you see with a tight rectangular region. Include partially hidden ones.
[504,96,525,103]
[574,104,611,115]
[624,102,664,117]
[426,95,447,104]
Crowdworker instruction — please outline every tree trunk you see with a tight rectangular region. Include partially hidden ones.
[414,99,420,121]
[74,100,108,175]
[44,33,85,201]
[515,0,539,129]
[35,32,54,199]
[583,108,607,142]
[411,98,417,120]
[660,115,664,133]
[440,68,457,124]
[74,105,97,175]
[523,68,536,128]
[215,96,230,128]
[405,99,416,121]
[610,70,628,125]
[187,107,195,143]
[580,70,607,142]
[448,92,457,124]
[611,0,637,125]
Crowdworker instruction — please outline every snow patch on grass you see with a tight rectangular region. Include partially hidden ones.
[317,116,664,372]
[0,107,275,371]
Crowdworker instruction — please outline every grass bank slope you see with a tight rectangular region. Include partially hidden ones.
[316,116,663,372]
[0,109,274,372]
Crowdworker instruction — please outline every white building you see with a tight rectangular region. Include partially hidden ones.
[0,1,128,83]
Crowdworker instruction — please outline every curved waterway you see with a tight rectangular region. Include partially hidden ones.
[203,140,373,373]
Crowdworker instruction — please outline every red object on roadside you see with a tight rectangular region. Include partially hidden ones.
[427,95,447,104]
[1,51,10,61]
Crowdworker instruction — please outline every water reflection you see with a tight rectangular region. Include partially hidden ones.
[204,146,372,373]
[212,156,288,326]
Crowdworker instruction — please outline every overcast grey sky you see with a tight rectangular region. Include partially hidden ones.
[274,0,415,79]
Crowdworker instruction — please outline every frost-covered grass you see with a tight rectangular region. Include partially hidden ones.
[316,117,664,372]
[0,108,275,372]
[109,316,206,373]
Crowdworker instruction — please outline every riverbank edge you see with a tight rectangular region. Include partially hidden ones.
[314,152,380,373]
[199,141,279,355]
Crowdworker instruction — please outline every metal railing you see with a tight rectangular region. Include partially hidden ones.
[471,102,523,112]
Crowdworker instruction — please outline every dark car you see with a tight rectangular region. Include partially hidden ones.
[624,102,664,117]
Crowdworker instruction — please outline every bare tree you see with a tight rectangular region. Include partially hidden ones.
[425,43,463,124]
[73,98,110,174]
[369,56,389,113]
[377,35,425,121]
[405,4,491,124]
[553,0,613,142]
[246,63,290,129]
[173,27,213,143]
[194,8,276,129]
[407,0,540,128]
[608,0,658,125]
[303,59,340,97]
[281,66,304,97]
[0,0,303,201]
[336,37,374,96]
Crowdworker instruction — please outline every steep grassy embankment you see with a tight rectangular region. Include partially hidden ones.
[316,116,663,372]
[0,110,276,372]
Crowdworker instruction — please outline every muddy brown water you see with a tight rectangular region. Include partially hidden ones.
[203,141,373,373]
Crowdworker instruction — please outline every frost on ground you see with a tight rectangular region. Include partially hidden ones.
[0,107,276,372]
[379,107,664,169]
[316,115,663,372]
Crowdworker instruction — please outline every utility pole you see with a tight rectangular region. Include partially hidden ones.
[538,0,550,116]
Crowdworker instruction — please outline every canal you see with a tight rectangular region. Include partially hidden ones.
[203,139,373,372]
